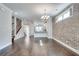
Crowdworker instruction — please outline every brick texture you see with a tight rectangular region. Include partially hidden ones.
[53,4,79,50]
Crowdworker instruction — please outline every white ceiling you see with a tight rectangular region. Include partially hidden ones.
[3,3,70,21]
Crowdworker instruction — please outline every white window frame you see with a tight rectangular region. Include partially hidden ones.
[56,15,63,23]
[56,6,73,23]
[35,26,43,32]
[63,10,70,19]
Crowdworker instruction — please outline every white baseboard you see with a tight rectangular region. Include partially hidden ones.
[53,37,79,55]
[0,42,11,50]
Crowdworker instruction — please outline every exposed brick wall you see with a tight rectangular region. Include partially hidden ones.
[53,4,79,50]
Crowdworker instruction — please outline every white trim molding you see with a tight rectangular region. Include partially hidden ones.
[0,42,11,50]
[53,37,79,55]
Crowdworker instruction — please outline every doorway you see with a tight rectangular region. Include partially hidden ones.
[23,25,30,37]
[23,25,31,46]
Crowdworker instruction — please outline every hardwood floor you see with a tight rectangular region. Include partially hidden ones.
[0,36,75,56]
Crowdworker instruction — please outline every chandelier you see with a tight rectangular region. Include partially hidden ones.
[41,9,50,23]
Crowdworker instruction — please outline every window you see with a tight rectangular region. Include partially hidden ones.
[34,25,46,32]
[35,25,45,32]
[63,11,70,19]
[35,26,43,32]
[56,6,73,23]
[56,16,62,23]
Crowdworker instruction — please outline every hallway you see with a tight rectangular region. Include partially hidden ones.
[0,36,74,56]
[0,3,79,56]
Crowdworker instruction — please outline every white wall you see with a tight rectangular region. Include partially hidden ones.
[29,23,34,36]
[0,4,12,50]
[47,17,53,39]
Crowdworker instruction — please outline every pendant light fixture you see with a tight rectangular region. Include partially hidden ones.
[41,9,50,23]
